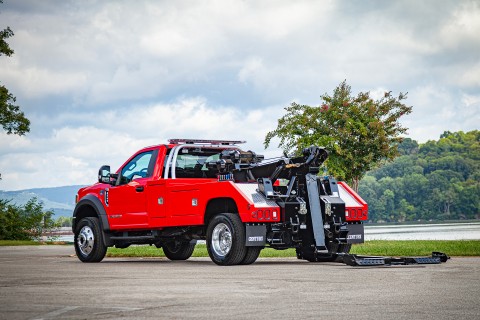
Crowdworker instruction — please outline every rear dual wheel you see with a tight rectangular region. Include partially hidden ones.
[206,213,262,266]
[240,246,262,265]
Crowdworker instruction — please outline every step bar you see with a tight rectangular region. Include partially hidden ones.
[340,252,450,266]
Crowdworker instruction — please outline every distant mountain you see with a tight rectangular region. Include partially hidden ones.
[0,185,87,218]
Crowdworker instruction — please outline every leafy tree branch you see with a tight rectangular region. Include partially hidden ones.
[0,0,30,136]
[265,80,412,191]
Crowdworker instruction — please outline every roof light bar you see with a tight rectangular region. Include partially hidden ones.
[168,139,246,145]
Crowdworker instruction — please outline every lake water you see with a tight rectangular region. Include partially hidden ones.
[54,222,480,243]
[364,222,480,240]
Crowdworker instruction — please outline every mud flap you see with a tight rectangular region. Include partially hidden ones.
[245,224,267,246]
[346,224,364,244]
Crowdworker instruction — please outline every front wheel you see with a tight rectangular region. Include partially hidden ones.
[206,213,247,266]
[162,240,196,260]
[74,217,107,263]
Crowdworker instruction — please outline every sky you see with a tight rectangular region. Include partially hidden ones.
[0,0,479,191]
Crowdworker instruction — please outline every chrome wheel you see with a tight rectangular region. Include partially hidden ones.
[211,223,232,257]
[77,225,94,256]
[206,213,247,265]
[74,217,107,263]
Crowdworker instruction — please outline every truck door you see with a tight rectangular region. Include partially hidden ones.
[107,150,157,229]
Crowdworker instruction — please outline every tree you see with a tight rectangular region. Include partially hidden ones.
[1,0,30,136]
[380,189,395,222]
[56,216,73,228]
[358,130,479,222]
[398,137,419,155]
[264,80,412,191]
[0,198,57,240]
[0,86,30,135]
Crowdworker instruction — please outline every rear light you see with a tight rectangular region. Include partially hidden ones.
[253,209,263,219]
[345,208,368,221]
[264,209,270,220]
[251,209,279,221]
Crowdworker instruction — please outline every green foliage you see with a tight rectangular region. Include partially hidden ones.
[360,130,480,222]
[56,216,73,227]
[0,1,30,136]
[0,240,41,246]
[0,85,30,135]
[0,25,14,57]
[0,0,14,58]
[0,198,58,240]
[398,137,419,155]
[264,80,412,191]
[107,244,298,258]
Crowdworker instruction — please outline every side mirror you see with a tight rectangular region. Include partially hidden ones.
[98,165,111,184]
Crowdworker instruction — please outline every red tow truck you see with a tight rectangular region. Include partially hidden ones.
[73,139,369,265]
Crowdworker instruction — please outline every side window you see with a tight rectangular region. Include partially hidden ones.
[175,153,199,178]
[176,154,199,170]
[174,148,223,178]
[118,151,153,185]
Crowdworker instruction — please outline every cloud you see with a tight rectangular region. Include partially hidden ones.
[403,85,480,141]
[0,0,479,190]
[0,97,285,190]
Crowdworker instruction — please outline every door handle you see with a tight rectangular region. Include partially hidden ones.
[135,186,144,192]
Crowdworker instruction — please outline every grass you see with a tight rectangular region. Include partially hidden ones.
[106,244,297,258]
[350,240,480,257]
[2,240,479,257]
[0,240,41,246]
[106,240,480,258]
[0,240,69,246]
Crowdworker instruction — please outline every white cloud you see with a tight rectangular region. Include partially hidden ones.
[0,0,479,190]
[0,98,284,190]
[456,62,480,88]
[462,93,480,107]
[238,57,265,84]
[403,85,480,142]
[2,63,87,98]
[440,2,480,49]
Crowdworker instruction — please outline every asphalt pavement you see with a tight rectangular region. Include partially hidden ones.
[0,245,479,320]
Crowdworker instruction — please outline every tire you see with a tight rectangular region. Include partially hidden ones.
[163,240,196,260]
[74,217,107,263]
[240,246,262,265]
[206,213,247,266]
